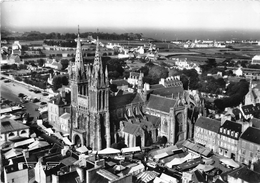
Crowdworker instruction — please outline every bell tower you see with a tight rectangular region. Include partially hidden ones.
[88,37,111,150]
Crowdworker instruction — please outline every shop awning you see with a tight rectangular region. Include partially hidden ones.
[62,137,73,146]
[183,140,212,157]
[28,140,49,150]
[153,177,168,183]
[4,148,23,159]
[220,158,239,168]
[153,152,169,160]
[165,153,193,168]
[121,146,141,153]
[195,164,215,172]
[14,138,35,148]
[76,145,88,153]
[98,147,121,155]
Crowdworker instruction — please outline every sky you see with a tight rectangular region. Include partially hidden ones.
[2,0,260,40]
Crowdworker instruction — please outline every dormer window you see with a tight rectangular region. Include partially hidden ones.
[227,130,230,135]
[231,131,234,137]
[223,128,226,134]
[220,128,223,133]
[235,132,239,138]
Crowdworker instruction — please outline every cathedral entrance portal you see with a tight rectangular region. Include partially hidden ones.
[74,134,81,147]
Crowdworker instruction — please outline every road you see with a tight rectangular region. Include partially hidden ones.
[0,79,47,120]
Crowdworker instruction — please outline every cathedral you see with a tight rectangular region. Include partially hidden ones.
[69,32,190,151]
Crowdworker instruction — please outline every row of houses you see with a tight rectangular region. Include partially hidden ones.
[194,114,260,169]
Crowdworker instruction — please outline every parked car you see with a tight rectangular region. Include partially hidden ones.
[42,93,48,96]
[34,90,41,93]
[40,102,47,105]
[4,79,11,83]
[32,98,40,103]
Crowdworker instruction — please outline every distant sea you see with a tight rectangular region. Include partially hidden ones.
[10,27,260,41]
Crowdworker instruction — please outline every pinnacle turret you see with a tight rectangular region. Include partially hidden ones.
[75,26,84,79]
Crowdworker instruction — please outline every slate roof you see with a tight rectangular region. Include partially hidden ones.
[228,166,260,182]
[193,170,206,183]
[151,85,183,98]
[123,121,143,136]
[145,114,161,128]
[240,127,260,145]
[149,84,164,90]
[60,156,77,166]
[195,116,221,133]
[111,79,129,86]
[1,118,29,133]
[219,120,242,140]
[241,103,260,115]
[251,118,260,129]
[109,93,144,110]
[146,94,176,113]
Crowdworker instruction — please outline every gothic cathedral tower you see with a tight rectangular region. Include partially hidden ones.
[69,30,110,151]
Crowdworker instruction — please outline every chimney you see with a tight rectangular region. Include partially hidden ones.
[52,174,59,183]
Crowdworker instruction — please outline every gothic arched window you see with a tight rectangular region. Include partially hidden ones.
[163,119,168,133]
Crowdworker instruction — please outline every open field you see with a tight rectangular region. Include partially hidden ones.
[19,40,44,45]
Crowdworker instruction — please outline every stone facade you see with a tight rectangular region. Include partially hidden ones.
[69,33,189,150]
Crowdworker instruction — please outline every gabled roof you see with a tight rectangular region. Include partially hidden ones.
[219,120,242,139]
[240,127,260,145]
[228,166,260,182]
[1,118,29,133]
[241,103,260,115]
[109,93,144,110]
[151,85,183,98]
[146,94,176,113]
[251,118,260,129]
[145,114,161,128]
[222,121,241,131]
[122,121,143,136]
[195,116,221,133]
[149,84,164,90]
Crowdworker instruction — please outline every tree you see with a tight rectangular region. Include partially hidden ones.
[60,59,69,70]
[10,64,18,70]
[37,59,45,67]
[147,65,168,84]
[52,75,69,91]
[18,64,28,70]
[52,75,62,91]
[157,136,168,147]
[61,75,69,85]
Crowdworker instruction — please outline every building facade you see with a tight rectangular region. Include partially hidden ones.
[69,33,189,151]
[216,120,242,160]
[48,95,70,132]
[194,116,221,152]
[238,127,260,167]
[69,34,110,151]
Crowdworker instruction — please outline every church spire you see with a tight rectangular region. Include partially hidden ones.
[75,25,84,78]
[93,36,100,68]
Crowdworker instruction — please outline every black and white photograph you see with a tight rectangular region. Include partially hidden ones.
[1,0,260,182]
